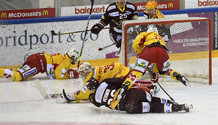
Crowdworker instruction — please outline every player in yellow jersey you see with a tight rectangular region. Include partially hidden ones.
[57,61,160,103]
[143,1,171,42]
[57,61,132,103]
[0,48,79,81]
[144,1,164,19]
[109,27,189,109]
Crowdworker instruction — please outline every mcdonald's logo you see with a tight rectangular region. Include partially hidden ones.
[1,12,7,18]
[168,3,174,8]
[42,10,48,16]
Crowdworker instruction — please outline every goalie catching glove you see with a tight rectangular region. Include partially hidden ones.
[91,23,104,34]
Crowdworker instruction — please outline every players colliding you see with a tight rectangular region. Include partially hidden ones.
[109,24,190,109]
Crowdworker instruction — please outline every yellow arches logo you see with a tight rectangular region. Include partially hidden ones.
[42,10,48,16]
[168,3,174,8]
[1,12,7,18]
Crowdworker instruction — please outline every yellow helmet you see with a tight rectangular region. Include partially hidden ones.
[146,1,158,9]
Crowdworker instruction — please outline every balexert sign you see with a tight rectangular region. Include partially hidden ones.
[198,0,218,7]
[185,0,218,8]
[75,6,106,14]
[0,8,55,20]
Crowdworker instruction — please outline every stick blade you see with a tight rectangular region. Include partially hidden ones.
[34,79,49,99]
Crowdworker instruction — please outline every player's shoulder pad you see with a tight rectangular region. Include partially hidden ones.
[126,2,137,10]
[107,2,117,12]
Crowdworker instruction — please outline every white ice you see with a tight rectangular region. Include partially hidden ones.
[0,58,218,125]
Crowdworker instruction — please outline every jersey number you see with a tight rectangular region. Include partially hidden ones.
[103,63,115,73]
[119,13,127,19]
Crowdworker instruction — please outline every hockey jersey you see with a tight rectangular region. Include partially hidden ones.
[44,53,72,79]
[132,32,166,55]
[74,62,131,100]
[91,78,125,108]
[99,1,138,35]
[143,9,165,19]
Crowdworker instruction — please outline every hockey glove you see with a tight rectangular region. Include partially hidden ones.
[86,77,99,92]
[151,72,159,83]
[115,40,121,48]
[91,23,103,34]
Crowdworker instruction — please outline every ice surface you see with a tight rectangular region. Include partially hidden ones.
[0,58,218,125]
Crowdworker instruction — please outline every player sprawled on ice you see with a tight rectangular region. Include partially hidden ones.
[108,26,190,109]
[91,0,138,48]
[0,48,80,81]
[87,77,192,114]
[57,62,159,103]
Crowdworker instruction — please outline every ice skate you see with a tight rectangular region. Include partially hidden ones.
[172,103,193,112]
[173,72,190,86]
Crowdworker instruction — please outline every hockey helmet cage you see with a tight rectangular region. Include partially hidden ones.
[147,24,158,34]
[78,62,92,79]
[67,48,79,64]
[146,1,158,10]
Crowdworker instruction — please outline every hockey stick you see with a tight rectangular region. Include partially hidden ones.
[51,26,114,36]
[98,43,116,51]
[34,79,89,103]
[156,81,175,102]
[147,69,175,102]
[77,0,94,68]
[35,79,49,99]
[62,89,89,103]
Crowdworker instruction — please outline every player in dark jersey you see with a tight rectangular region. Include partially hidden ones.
[91,0,138,48]
[87,77,192,114]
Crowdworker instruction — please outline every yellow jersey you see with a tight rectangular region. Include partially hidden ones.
[144,10,165,19]
[74,62,130,100]
[132,32,166,55]
[44,53,72,79]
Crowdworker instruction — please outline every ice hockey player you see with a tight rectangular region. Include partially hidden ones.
[87,77,192,114]
[144,1,164,19]
[91,0,138,48]
[57,61,159,103]
[143,0,171,42]
[109,26,189,109]
[0,48,80,81]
